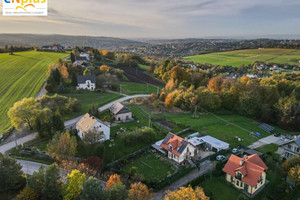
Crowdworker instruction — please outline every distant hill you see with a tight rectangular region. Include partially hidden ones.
[0,34,149,50]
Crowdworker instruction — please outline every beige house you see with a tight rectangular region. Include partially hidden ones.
[109,102,132,122]
[160,133,197,163]
[277,137,300,159]
[223,154,268,197]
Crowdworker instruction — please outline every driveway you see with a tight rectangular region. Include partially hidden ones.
[152,160,216,200]
[0,133,38,154]
[248,135,286,149]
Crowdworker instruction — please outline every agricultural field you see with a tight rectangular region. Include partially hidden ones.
[0,51,68,134]
[121,82,162,95]
[122,153,175,182]
[184,48,300,67]
[159,113,293,147]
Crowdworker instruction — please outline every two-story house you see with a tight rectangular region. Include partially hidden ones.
[223,154,268,197]
[160,133,196,164]
[76,75,96,91]
[76,113,110,143]
[277,137,300,159]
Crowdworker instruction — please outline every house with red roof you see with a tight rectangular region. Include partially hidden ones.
[223,154,268,197]
[160,133,197,163]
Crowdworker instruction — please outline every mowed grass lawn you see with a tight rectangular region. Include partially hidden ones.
[159,113,289,147]
[0,51,68,134]
[121,82,162,95]
[184,48,300,67]
[61,90,122,120]
[122,153,174,181]
[104,105,165,164]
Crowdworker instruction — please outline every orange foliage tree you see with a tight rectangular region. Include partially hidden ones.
[207,77,223,93]
[100,65,110,72]
[105,174,122,191]
[164,185,209,200]
[128,182,152,200]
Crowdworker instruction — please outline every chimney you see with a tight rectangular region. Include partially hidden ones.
[240,158,245,166]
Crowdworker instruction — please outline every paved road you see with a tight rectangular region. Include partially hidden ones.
[36,81,47,98]
[0,133,38,154]
[64,94,151,129]
[17,159,48,175]
[152,160,216,200]
[1,94,151,153]
[248,135,286,149]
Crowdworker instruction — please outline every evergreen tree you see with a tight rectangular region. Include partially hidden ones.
[58,82,64,94]
[70,53,76,63]
[72,72,78,87]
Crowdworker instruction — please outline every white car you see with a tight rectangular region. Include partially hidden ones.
[232,148,239,154]
[216,155,225,161]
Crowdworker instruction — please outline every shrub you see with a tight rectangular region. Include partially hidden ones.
[120,128,156,146]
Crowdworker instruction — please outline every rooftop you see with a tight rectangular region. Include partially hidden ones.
[223,154,268,187]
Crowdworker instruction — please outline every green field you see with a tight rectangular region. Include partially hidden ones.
[184,48,300,67]
[122,153,174,182]
[0,51,68,134]
[159,113,292,147]
[121,82,161,95]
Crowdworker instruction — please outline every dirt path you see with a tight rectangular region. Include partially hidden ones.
[152,160,216,200]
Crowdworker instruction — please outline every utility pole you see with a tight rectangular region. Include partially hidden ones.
[148,115,151,127]
[14,131,18,150]
[157,87,159,95]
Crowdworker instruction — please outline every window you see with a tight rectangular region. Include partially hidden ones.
[236,172,242,181]
[288,144,292,149]
[236,180,239,186]
[240,181,243,187]
[231,176,234,182]
[294,147,299,153]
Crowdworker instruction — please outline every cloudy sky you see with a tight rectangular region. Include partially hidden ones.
[0,0,300,39]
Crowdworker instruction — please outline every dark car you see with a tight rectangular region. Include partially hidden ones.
[274,133,281,137]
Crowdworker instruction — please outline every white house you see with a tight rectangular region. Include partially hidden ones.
[73,56,88,66]
[277,137,300,159]
[160,133,197,163]
[76,113,110,143]
[80,53,90,60]
[76,75,96,91]
[109,102,132,122]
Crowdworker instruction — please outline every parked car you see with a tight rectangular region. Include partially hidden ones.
[216,155,225,161]
[232,148,239,154]
[274,133,281,137]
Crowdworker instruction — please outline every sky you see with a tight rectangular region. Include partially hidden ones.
[0,0,300,39]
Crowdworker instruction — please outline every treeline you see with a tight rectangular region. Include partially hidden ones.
[0,45,34,53]
[153,60,300,130]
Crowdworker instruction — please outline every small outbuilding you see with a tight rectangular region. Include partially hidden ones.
[109,102,132,122]
[76,75,96,91]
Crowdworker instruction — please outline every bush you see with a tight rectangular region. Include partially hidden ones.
[120,128,155,146]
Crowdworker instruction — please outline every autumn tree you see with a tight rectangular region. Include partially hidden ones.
[46,132,77,161]
[100,65,110,73]
[288,164,300,185]
[128,182,152,200]
[83,68,91,76]
[60,160,97,178]
[164,185,209,200]
[207,77,223,93]
[81,177,106,200]
[106,174,122,191]
[8,98,52,130]
[17,185,39,200]
[63,170,86,200]
[82,129,104,144]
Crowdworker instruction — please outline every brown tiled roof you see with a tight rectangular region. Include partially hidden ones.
[223,154,268,187]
